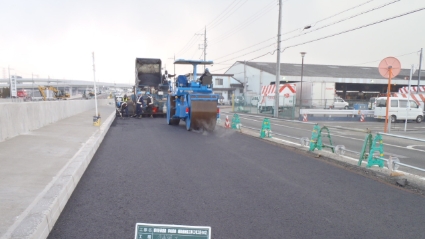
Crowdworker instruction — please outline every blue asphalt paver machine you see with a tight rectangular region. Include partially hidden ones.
[167,59,219,131]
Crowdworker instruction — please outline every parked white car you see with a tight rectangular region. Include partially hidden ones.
[374,97,423,123]
[251,96,259,106]
[332,97,349,109]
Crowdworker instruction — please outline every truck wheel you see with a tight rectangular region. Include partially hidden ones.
[391,115,396,123]
[416,115,423,123]
[344,106,348,109]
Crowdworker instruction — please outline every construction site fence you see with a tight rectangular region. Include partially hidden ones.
[229,94,371,120]
[238,118,425,176]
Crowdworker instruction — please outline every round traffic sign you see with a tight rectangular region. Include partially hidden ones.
[379,57,401,78]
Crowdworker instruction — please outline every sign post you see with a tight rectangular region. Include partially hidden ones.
[9,74,17,98]
[378,57,401,133]
[135,223,211,239]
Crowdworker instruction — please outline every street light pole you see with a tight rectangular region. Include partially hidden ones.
[300,52,306,108]
[417,48,423,93]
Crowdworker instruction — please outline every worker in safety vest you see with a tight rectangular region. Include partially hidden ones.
[146,92,154,118]
[123,94,129,117]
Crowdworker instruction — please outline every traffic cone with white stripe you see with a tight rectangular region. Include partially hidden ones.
[360,112,365,122]
[225,116,230,128]
[303,114,308,122]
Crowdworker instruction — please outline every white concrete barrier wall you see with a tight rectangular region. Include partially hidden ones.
[0,99,112,142]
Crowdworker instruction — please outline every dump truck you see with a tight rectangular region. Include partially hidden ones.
[166,59,219,131]
[258,84,296,113]
[135,58,170,117]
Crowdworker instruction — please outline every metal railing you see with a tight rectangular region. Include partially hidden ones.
[300,109,374,116]
[231,114,425,176]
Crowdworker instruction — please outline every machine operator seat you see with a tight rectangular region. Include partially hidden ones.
[200,69,212,86]
[176,75,188,87]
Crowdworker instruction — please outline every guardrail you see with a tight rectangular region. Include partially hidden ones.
[300,109,375,115]
[232,115,425,176]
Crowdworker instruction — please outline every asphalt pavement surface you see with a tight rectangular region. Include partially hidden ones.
[48,117,425,239]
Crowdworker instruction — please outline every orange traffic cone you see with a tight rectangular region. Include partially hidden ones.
[360,113,365,122]
[225,116,230,128]
[303,114,308,122]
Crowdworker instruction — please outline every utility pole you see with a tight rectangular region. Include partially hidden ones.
[92,52,98,117]
[417,48,423,93]
[204,26,207,70]
[274,0,282,118]
[197,27,207,70]
[244,60,247,96]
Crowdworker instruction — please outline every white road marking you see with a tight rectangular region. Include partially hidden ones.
[232,114,425,155]
[407,145,425,149]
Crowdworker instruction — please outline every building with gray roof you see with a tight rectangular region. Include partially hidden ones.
[224,61,424,100]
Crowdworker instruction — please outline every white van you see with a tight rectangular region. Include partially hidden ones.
[374,97,423,123]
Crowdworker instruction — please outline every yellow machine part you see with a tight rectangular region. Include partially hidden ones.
[190,100,217,131]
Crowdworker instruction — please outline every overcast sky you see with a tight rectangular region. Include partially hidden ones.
[1,0,424,84]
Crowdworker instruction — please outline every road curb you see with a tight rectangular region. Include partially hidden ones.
[5,111,116,239]
[218,121,425,193]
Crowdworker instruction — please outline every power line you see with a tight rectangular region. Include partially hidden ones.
[177,34,203,58]
[280,0,378,38]
[210,0,277,44]
[280,0,400,43]
[214,0,390,64]
[204,0,239,30]
[215,42,276,64]
[209,0,249,30]
[218,7,425,66]
[215,36,276,60]
[314,0,376,26]
[280,7,425,53]
[176,34,199,56]
[353,50,420,66]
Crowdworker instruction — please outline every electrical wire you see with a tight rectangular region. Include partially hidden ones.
[215,36,277,60]
[177,34,203,58]
[176,34,200,56]
[279,0,401,43]
[313,0,376,26]
[204,0,239,30]
[353,50,420,66]
[213,0,392,65]
[217,7,425,66]
[280,0,377,38]
[280,7,425,53]
[210,0,277,44]
[209,0,248,30]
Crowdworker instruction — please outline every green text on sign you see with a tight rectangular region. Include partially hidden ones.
[135,223,211,239]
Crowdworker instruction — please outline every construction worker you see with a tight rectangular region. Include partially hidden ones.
[146,92,154,118]
[199,68,212,85]
[123,94,129,117]
[132,92,144,118]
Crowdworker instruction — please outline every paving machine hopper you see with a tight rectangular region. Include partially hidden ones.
[135,58,170,117]
[167,59,219,131]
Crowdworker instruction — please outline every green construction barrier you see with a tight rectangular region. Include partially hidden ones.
[358,132,373,166]
[260,118,272,138]
[358,132,385,168]
[359,133,384,168]
[309,124,335,153]
[231,114,241,130]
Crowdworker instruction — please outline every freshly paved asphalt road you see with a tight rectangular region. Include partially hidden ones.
[48,117,425,239]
